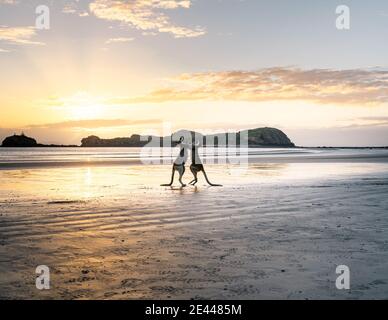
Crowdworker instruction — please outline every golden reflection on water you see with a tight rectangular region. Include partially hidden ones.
[85,167,92,184]
[0,162,387,203]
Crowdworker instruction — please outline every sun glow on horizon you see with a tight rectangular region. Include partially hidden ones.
[1,1,388,146]
[52,91,106,120]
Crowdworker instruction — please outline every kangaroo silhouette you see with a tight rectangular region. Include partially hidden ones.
[161,136,189,187]
[189,142,222,187]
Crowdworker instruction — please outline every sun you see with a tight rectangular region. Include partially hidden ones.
[70,103,103,120]
[63,92,105,120]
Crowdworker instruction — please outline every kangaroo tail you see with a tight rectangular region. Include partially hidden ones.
[202,169,222,187]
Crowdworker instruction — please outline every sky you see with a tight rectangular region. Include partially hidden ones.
[0,0,388,146]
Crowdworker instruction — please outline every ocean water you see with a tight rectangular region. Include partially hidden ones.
[0,147,387,168]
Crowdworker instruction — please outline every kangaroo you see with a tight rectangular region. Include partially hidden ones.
[161,136,189,187]
[189,142,222,187]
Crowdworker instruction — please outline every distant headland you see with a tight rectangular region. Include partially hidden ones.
[1,133,78,148]
[1,128,295,148]
[82,127,295,147]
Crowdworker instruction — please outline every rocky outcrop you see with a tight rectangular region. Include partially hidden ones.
[244,127,295,147]
[1,134,37,147]
[1,133,78,148]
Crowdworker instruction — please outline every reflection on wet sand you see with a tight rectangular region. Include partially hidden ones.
[1,162,388,299]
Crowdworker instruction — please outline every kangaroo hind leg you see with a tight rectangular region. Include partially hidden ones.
[202,169,222,187]
[161,168,175,186]
[189,167,198,185]
[178,166,186,187]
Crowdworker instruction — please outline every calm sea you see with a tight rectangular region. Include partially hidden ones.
[0,147,387,168]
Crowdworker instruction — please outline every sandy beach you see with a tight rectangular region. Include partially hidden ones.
[0,149,388,299]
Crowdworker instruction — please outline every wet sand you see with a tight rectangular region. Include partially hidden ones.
[0,161,388,299]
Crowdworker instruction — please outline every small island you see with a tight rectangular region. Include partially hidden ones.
[1,133,78,148]
[1,133,38,147]
[1,128,296,148]
[80,127,296,148]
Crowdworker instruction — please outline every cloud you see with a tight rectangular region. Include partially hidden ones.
[62,4,77,14]
[360,116,388,121]
[62,1,90,17]
[24,119,160,129]
[344,116,388,128]
[89,0,205,38]
[105,37,134,44]
[0,0,18,4]
[0,26,44,45]
[125,67,388,105]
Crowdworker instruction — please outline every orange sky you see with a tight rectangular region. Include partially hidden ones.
[1,0,388,146]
